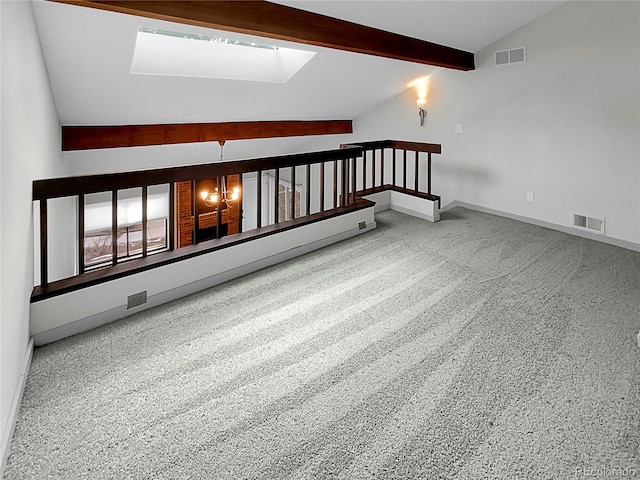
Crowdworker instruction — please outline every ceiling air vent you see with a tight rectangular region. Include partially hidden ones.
[495,47,526,66]
[571,212,605,235]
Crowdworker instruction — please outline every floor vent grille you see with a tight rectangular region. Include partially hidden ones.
[572,212,605,235]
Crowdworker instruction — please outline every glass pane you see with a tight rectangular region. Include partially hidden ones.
[147,218,167,253]
[147,184,169,254]
[84,191,113,268]
[117,188,142,262]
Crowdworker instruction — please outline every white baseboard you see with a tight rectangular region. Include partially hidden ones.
[363,191,440,222]
[441,200,640,252]
[33,221,377,346]
[1,337,34,478]
[390,205,439,223]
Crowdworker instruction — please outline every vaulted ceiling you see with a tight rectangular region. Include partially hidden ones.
[32,0,564,171]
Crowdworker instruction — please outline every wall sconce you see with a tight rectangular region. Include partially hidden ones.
[408,75,430,127]
[199,140,240,207]
[417,98,427,127]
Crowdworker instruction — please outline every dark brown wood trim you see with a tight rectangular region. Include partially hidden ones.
[350,157,357,204]
[319,162,325,212]
[256,170,262,229]
[169,182,175,250]
[50,1,474,71]
[341,140,442,154]
[62,120,353,151]
[78,194,85,274]
[362,153,367,191]
[305,165,311,216]
[427,152,432,195]
[142,186,148,257]
[39,200,48,287]
[238,174,243,234]
[290,166,296,220]
[414,151,419,191]
[33,146,363,201]
[358,184,441,204]
[392,150,396,186]
[403,150,407,189]
[111,190,117,265]
[31,198,375,302]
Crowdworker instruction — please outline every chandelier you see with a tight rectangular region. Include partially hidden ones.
[199,141,240,207]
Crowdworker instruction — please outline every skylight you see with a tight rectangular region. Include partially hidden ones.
[131,27,316,83]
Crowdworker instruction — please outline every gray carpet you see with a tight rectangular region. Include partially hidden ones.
[5,207,640,479]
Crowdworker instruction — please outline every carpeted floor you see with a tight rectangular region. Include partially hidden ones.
[5,207,640,479]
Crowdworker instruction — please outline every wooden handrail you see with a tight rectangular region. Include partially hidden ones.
[31,198,374,302]
[32,140,440,299]
[341,140,441,154]
[340,140,441,196]
[33,146,363,200]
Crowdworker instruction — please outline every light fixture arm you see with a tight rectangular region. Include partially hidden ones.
[418,107,427,126]
[200,140,240,207]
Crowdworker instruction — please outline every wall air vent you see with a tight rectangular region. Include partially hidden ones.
[571,212,605,235]
[495,47,526,66]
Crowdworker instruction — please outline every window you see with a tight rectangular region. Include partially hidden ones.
[84,219,167,268]
[83,185,170,270]
[131,27,316,83]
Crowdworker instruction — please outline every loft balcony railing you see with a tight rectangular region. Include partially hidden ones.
[342,140,442,207]
[32,140,441,302]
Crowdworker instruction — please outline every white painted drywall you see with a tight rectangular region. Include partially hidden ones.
[302,1,640,246]
[0,0,71,468]
[30,207,375,341]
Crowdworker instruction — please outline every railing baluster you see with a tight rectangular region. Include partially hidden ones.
[32,142,444,300]
[427,152,432,195]
[362,151,367,191]
[351,157,357,204]
[111,190,118,265]
[216,177,222,238]
[274,168,280,223]
[40,199,48,286]
[351,151,364,199]
[78,194,85,274]
[290,166,296,220]
[191,180,196,245]
[169,182,175,250]
[392,149,397,186]
[341,159,347,206]
[415,151,419,192]
[372,149,376,188]
[256,170,262,228]
[238,174,243,233]
[142,185,148,257]
[331,160,338,208]
[320,162,325,212]
[403,150,407,189]
[305,164,310,216]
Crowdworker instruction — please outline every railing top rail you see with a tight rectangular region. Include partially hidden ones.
[33,145,364,201]
[340,140,441,154]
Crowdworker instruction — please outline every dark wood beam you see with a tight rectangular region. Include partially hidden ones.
[50,1,475,71]
[62,120,353,151]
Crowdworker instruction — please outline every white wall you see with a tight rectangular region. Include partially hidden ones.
[0,0,71,464]
[302,1,640,247]
[31,206,376,344]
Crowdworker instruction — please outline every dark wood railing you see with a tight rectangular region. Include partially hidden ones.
[33,146,367,301]
[32,141,440,302]
[341,140,441,206]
